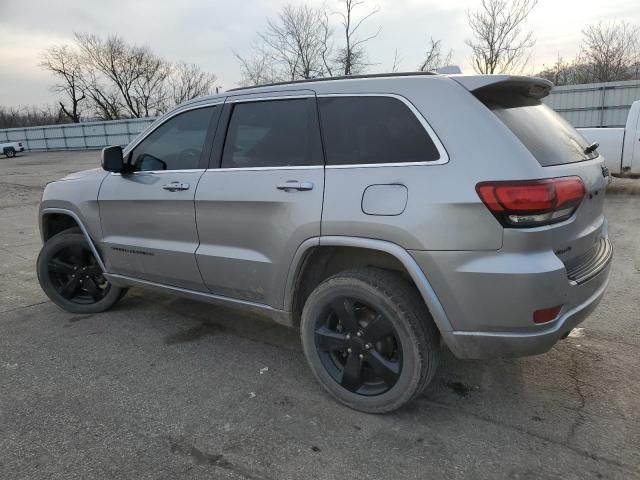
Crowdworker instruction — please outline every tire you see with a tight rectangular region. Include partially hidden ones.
[300,267,439,413]
[37,230,127,314]
[4,148,16,158]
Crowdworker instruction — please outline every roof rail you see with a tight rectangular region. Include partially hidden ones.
[227,71,440,92]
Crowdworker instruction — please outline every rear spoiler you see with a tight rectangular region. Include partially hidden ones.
[451,75,553,108]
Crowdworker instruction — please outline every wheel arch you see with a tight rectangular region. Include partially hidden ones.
[40,208,107,272]
[284,236,453,334]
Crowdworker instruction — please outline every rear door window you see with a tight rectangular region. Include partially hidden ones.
[317,96,441,166]
[490,103,598,167]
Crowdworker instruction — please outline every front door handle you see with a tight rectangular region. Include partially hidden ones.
[162,181,190,192]
[276,181,314,192]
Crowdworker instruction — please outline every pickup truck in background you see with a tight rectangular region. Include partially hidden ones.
[578,100,640,177]
[1,141,25,158]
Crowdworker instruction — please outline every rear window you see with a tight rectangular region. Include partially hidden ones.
[490,103,598,167]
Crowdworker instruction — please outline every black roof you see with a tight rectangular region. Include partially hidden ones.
[227,71,439,92]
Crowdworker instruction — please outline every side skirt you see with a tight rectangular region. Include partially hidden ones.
[104,273,295,328]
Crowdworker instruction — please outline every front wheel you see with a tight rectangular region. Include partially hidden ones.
[4,148,16,158]
[300,268,439,413]
[37,230,127,314]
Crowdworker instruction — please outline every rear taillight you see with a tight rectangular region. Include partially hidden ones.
[476,177,585,227]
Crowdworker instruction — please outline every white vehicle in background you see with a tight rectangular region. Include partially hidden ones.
[578,100,640,177]
[1,141,25,158]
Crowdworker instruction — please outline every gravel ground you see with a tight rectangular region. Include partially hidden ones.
[1,150,639,480]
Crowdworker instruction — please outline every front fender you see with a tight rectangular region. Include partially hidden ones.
[39,207,107,273]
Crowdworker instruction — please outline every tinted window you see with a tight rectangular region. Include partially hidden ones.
[222,98,323,168]
[130,106,215,171]
[318,96,440,165]
[491,104,598,166]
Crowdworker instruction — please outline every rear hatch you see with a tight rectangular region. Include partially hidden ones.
[456,76,610,282]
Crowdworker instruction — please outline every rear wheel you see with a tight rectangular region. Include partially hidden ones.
[300,268,439,413]
[37,230,127,313]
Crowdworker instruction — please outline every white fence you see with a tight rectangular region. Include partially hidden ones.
[0,117,157,152]
[544,80,640,128]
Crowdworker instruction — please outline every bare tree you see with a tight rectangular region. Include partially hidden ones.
[0,105,66,128]
[466,0,538,74]
[335,0,380,75]
[260,4,333,80]
[536,22,640,86]
[76,65,123,120]
[41,33,217,120]
[536,56,575,85]
[417,38,453,72]
[390,49,402,73]
[578,21,640,83]
[40,45,86,122]
[320,11,335,77]
[235,1,383,86]
[74,33,170,118]
[235,50,283,87]
[169,62,217,104]
[133,53,172,116]
[75,33,140,117]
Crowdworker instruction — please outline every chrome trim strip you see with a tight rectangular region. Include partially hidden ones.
[40,208,107,273]
[122,93,448,172]
[122,102,225,156]
[566,237,613,285]
[326,161,444,169]
[110,169,206,176]
[317,93,449,167]
[207,165,323,172]
[227,94,316,103]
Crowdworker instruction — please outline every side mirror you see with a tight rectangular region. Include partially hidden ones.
[101,145,124,172]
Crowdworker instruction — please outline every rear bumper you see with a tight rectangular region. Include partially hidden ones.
[410,235,612,359]
[440,262,610,359]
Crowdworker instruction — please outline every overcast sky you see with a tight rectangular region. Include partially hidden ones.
[1,0,639,108]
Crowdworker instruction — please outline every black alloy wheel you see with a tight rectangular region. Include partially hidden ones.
[47,244,110,304]
[314,297,403,395]
[301,268,440,413]
[37,230,127,313]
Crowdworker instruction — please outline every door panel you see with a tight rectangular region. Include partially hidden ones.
[98,105,220,291]
[195,168,324,305]
[195,92,324,308]
[99,170,207,291]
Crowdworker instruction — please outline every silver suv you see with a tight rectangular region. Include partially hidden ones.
[37,73,612,413]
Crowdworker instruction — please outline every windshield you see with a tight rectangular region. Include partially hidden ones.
[491,103,598,167]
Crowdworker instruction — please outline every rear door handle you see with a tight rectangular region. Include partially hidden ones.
[276,181,314,192]
[162,181,190,191]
